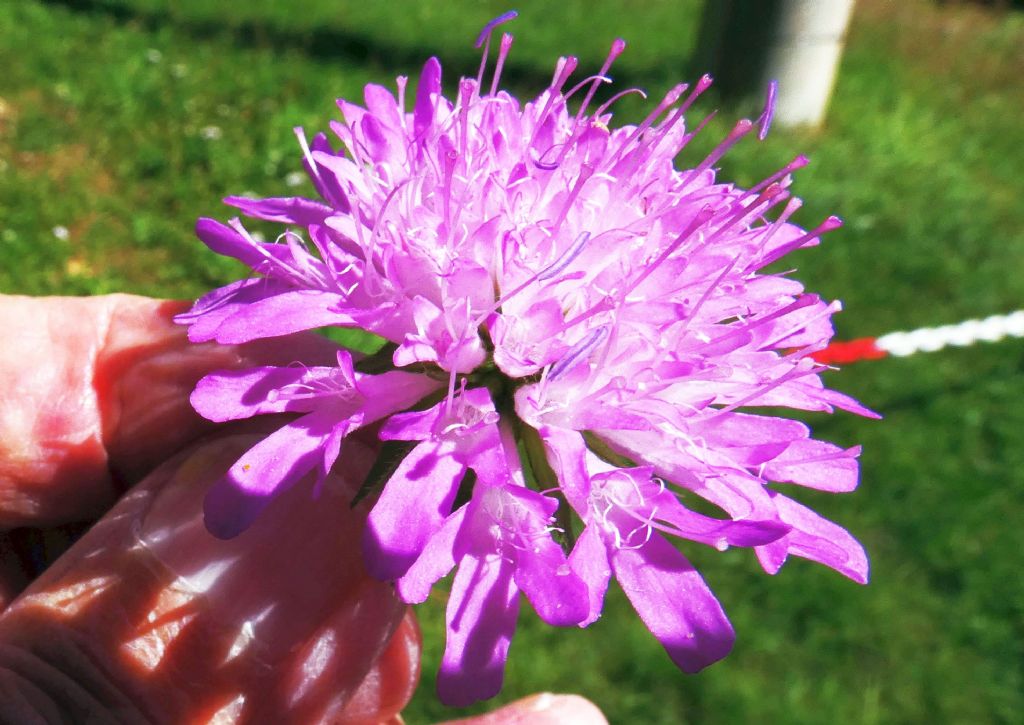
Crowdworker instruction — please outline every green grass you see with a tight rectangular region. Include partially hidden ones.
[2,0,1023,722]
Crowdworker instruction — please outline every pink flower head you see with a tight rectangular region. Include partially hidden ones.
[179,11,876,705]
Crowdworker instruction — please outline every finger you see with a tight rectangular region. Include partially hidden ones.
[328,609,421,724]
[0,293,339,529]
[0,432,419,722]
[444,694,608,725]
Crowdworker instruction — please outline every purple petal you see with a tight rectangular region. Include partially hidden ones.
[437,554,519,707]
[336,99,366,132]
[698,470,780,522]
[380,388,503,466]
[396,504,467,603]
[393,337,440,368]
[359,114,391,160]
[305,132,351,211]
[536,425,590,510]
[648,492,790,549]
[176,278,291,342]
[818,388,883,420]
[511,532,589,627]
[379,404,443,441]
[318,414,364,492]
[194,217,292,269]
[692,411,808,448]
[208,289,358,344]
[190,366,334,422]
[414,57,442,139]
[351,369,443,421]
[763,439,861,492]
[612,535,734,673]
[223,196,335,226]
[203,407,339,539]
[568,523,612,626]
[755,491,869,584]
[363,441,465,580]
[363,83,402,129]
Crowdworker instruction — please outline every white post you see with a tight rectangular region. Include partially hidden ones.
[696,0,857,129]
[765,0,856,127]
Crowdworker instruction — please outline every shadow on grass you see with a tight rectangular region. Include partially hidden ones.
[43,0,700,93]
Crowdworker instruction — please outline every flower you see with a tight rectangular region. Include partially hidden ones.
[178,11,876,705]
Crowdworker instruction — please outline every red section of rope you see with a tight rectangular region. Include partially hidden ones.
[810,337,888,365]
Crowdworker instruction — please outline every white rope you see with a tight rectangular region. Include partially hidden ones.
[875,310,1024,357]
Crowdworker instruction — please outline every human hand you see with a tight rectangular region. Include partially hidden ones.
[0,294,604,723]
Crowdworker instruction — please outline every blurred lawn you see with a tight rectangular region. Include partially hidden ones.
[2,0,1023,722]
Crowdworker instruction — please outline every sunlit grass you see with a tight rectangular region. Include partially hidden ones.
[1,0,1022,721]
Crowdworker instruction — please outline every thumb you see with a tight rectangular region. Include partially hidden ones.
[0,431,419,723]
[445,694,608,724]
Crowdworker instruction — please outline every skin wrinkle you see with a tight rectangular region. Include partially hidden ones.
[0,652,57,725]
[0,432,418,722]
[0,634,148,724]
[0,474,171,723]
[97,297,343,489]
